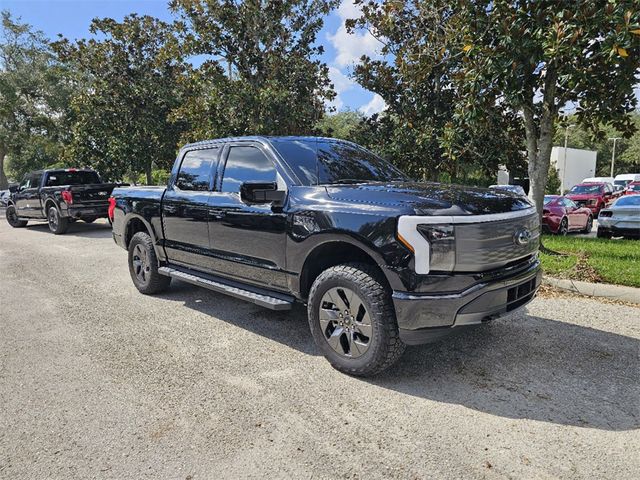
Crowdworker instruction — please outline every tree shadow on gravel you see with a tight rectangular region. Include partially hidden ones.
[24,220,113,239]
[367,313,640,432]
[157,280,639,431]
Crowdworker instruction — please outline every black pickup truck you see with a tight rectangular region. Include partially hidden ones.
[5,168,121,234]
[111,137,541,375]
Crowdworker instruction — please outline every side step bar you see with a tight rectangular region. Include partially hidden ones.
[158,266,294,311]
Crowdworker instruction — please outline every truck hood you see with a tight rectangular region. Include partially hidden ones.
[325,181,533,216]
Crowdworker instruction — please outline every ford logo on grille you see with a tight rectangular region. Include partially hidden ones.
[513,228,532,246]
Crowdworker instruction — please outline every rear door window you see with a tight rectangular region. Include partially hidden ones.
[175,148,219,191]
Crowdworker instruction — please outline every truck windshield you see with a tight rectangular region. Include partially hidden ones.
[271,139,409,186]
[569,184,602,194]
[46,171,100,186]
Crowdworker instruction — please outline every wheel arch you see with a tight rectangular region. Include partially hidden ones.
[123,214,157,249]
[298,239,392,301]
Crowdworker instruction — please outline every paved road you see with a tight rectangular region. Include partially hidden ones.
[0,219,638,479]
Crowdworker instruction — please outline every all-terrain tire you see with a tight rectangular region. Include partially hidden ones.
[47,206,69,234]
[128,231,171,295]
[5,205,27,228]
[307,262,405,376]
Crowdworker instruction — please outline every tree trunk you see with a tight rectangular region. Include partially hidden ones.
[145,162,153,185]
[0,147,8,190]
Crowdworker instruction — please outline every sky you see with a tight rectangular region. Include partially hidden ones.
[1,0,386,115]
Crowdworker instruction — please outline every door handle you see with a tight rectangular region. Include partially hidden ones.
[209,208,224,220]
[164,205,177,214]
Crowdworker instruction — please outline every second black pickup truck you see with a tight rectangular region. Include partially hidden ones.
[5,168,121,234]
[110,136,541,376]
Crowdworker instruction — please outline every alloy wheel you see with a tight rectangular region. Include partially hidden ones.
[319,287,372,358]
[48,208,58,230]
[132,243,151,284]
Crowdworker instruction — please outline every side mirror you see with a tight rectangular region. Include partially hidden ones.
[240,181,285,206]
[9,184,19,193]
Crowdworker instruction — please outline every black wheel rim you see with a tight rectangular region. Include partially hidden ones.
[7,207,18,225]
[48,209,58,230]
[132,244,150,284]
[319,287,372,358]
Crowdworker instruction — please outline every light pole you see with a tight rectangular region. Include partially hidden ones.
[609,137,621,178]
[560,124,575,194]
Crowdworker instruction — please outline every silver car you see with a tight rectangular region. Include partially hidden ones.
[597,195,640,239]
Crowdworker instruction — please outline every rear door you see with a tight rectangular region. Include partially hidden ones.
[206,142,289,290]
[162,146,221,270]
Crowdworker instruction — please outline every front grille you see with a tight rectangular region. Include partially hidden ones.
[454,212,539,272]
[506,278,537,311]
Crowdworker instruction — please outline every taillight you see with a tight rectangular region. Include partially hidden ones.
[108,196,116,221]
[61,190,73,204]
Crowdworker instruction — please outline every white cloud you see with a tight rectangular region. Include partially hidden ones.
[326,66,357,111]
[360,93,386,116]
[327,0,383,68]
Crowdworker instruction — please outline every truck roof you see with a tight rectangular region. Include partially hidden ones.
[181,136,354,150]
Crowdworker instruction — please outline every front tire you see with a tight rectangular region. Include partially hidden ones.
[307,263,405,376]
[582,216,593,234]
[82,216,97,223]
[128,231,171,294]
[47,206,69,234]
[557,217,568,236]
[6,205,28,228]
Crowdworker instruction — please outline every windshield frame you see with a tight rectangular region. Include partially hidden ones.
[569,184,604,195]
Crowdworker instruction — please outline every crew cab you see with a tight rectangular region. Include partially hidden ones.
[565,182,617,217]
[5,168,122,234]
[110,137,541,376]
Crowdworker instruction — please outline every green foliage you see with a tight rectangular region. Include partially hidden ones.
[545,164,561,194]
[52,15,190,183]
[315,110,364,141]
[0,11,70,185]
[128,168,171,186]
[169,0,338,141]
[347,0,526,182]
[554,113,640,176]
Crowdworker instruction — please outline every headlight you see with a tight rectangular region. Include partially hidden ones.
[396,217,455,274]
[417,225,455,272]
[588,199,597,205]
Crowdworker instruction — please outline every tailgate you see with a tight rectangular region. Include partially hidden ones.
[68,184,119,205]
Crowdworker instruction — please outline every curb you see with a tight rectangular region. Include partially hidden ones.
[543,277,640,305]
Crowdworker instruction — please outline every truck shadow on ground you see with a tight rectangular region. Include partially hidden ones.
[161,280,639,432]
[23,221,113,239]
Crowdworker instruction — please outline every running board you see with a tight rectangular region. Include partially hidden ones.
[158,266,294,311]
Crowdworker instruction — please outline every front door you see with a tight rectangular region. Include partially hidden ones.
[207,143,288,290]
[162,146,220,270]
[15,172,42,218]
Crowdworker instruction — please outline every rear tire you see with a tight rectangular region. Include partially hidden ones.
[5,205,27,228]
[47,206,69,234]
[597,228,612,239]
[128,231,171,295]
[307,262,405,376]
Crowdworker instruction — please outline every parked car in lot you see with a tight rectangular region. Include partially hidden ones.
[489,184,527,196]
[110,136,541,376]
[614,173,640,190]
[5,168,123,234]
[0,189,10,207]
[565,182,617,217]
[542,195,593,235]
[597,195,640,239]
[624,181,640,195]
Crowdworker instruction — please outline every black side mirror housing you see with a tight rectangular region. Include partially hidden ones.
[8,184,19,193]
[240,181,285,206]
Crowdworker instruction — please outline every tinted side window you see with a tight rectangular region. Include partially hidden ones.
[563,198,576,208]
[30,173,42,188]
[20,175,30,189]
[221,146,276,193]
[176,148,218,191]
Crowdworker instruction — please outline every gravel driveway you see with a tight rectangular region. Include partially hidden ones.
[0,219,638,479]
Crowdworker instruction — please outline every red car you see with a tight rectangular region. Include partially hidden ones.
[565,182,617,217]
[625,181,640,195]
[543,195,593,235]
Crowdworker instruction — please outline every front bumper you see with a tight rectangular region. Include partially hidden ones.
[393,258,542,345]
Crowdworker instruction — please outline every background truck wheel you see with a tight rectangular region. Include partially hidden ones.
[47,206,69,234]
[5,205,28,228]
[82,216,97,223]
[307,262,405,376]
[128,231,171,295]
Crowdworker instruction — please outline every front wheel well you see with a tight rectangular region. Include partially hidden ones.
[299,241,389,300]
[124,217,150,248]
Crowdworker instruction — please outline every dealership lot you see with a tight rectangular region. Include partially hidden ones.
[0,220,638,479]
